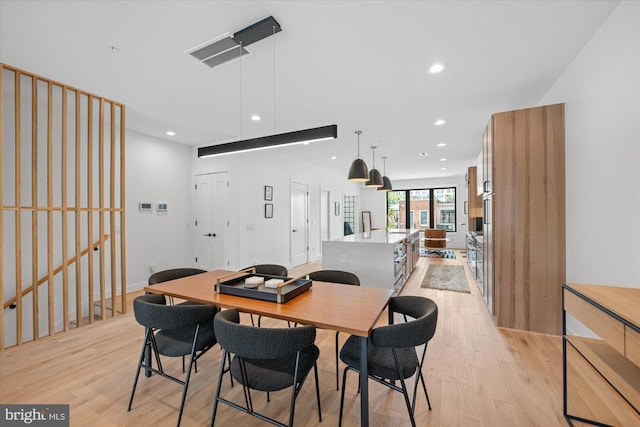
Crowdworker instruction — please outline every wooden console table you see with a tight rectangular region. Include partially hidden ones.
[562,283,640,426]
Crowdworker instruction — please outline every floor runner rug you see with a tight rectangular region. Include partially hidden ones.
[420,264,470,293]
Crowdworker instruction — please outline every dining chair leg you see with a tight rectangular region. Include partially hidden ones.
[176,326,200,427]
[338,367,350,427]
[414,370,431,410]
[210,350,229,427]
[313,363,322,422]
[412,345,431,411]
[393,349,416,427]
[128,329,151,411]
[238,358,254,413]
[226,352,234,388]
[335,331,340,390]
[287,353,302,427]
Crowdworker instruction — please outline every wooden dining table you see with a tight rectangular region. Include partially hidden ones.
[144,269,394,427]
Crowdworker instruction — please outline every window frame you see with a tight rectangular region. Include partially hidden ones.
[386,186,457,232]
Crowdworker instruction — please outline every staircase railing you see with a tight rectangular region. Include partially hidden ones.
[0,63,127,350]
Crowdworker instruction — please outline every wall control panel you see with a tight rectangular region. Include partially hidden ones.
[138,202,153,211]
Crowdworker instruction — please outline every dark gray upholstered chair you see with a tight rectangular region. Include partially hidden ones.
[147,268,208,372]
[148,268,206,285]
[338,296,438,427]
[308,269,360,390]
[240,264,288,327]
[128,293,219,427]
[148,268,206,305]
[211,309,322,427]
[240,264,288,277]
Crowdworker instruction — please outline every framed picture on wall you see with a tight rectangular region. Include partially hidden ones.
[264,185,273,201]
[265,203,273,218]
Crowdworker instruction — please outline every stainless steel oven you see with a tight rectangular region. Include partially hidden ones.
[465,233,477,279]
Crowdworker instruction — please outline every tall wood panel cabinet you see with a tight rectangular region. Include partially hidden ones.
[483,103,566,335]
[467,166,483,231]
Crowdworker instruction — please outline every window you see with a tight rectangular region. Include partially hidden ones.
[434,188,456,231]
[343,194,355,235]
[419,210,429,225]
[386,187,456,232]
[386,190,406,229]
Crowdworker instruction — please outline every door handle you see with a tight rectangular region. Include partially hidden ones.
[204,233,217,237]
[292,229,298,232]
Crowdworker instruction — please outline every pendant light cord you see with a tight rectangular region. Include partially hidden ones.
[239,41,243,137]
[371,146,377,169]
[273,25,276,133]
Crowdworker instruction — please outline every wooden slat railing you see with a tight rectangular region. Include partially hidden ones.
[0,63,127,350]
[3,234,110,310]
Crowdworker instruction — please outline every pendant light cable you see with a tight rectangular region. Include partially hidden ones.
[239,41,243,137]
[273,25,276,133]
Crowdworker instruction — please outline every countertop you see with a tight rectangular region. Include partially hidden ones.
[328,229,420,245]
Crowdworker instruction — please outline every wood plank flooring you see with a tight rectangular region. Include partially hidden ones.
[1,253,569,426]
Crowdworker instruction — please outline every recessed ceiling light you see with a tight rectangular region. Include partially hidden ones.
[439,158,447,162]
[419,152,428,157]
[251,114,261,121]
[331,156,337,160]
[429,63,445,74]
[437,142,447,147]
[166,131,176,136]
[441,167,447,171]
[434,119,446,126]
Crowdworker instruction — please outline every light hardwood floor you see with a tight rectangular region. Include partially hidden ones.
[1,253,569,426]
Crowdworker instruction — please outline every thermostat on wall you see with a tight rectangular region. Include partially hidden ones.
[139,202,153,211]
[157,202,168,212]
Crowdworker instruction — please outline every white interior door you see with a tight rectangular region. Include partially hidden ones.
[195,172,230,270]
[290,182,309,267]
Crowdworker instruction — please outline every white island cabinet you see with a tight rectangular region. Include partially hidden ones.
[322,229,420,294]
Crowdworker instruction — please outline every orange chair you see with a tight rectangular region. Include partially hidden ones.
[423,229,446,248]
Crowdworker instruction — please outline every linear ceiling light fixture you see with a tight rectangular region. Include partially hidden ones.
[198,124,337,158]
[195,16,338,158]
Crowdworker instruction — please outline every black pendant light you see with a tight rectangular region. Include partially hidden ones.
[378,156,393,192]
[348,130,369,182]
[365,146,383,188]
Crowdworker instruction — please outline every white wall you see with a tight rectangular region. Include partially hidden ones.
[192,147,361,270]
[539,1,639,336]
[126,131,194,290]
[359,185,387,231]
[540,0,640,289]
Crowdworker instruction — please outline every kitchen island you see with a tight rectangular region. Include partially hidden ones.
[322,229,420,294]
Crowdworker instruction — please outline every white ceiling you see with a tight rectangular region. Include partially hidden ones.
[0,1,618,180]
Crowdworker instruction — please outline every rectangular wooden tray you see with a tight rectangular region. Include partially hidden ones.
[215,272,311,303]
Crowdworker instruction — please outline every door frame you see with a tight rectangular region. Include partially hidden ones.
[290,180,309,267]
[320,188,331,255]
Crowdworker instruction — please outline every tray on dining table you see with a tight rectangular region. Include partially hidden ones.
[215,271,312,303]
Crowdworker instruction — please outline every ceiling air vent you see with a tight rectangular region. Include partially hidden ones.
[187,16,281,69]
